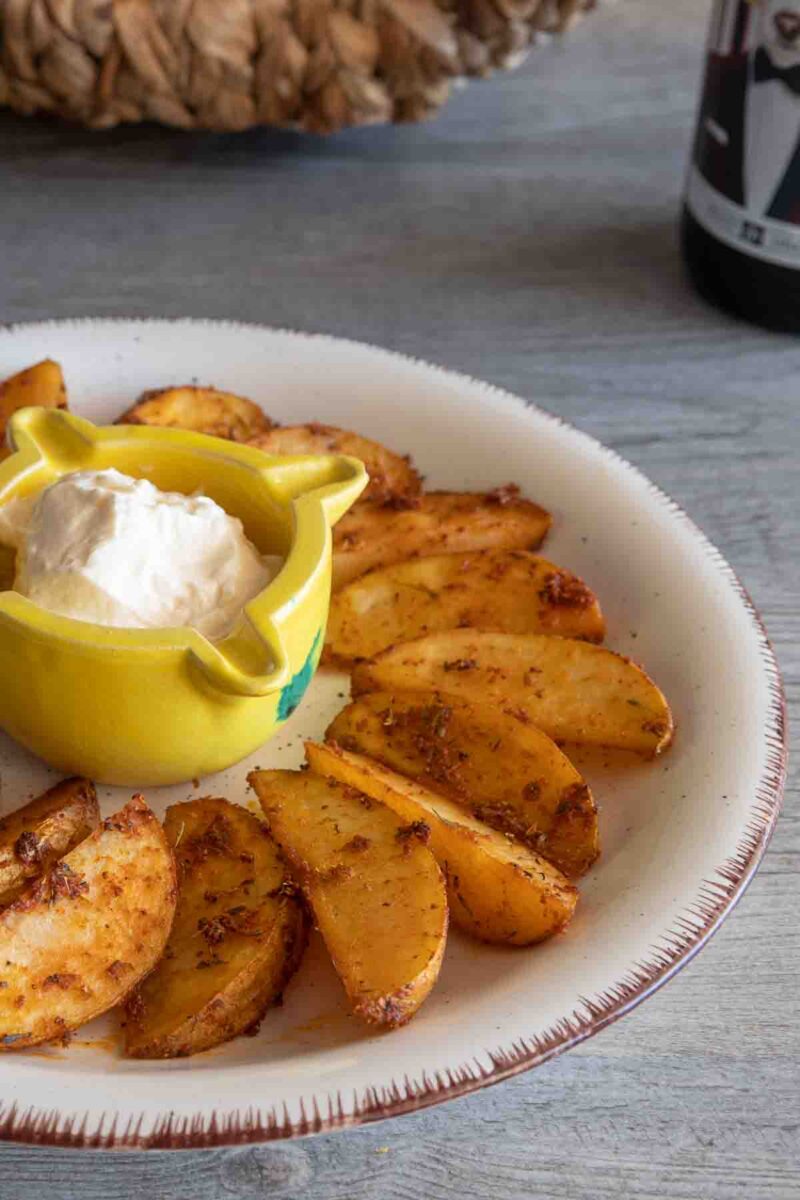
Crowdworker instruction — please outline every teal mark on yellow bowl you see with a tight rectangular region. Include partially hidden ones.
[278,628,323,721]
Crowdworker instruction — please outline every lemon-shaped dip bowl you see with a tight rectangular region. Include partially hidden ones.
[0,408,367,786]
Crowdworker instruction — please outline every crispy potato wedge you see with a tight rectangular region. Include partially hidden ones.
[325,550,604,665]
[306,743,577,946]
[327,693,598,877]
[124,797,307,1059]
[332,489,551,591]
[249,767,448,1026]
[0,359,67,454]
[248,424,421,505]
[117,385,272,442]
[352,631,674,756]
[0,795,176,1050]
[0,777,99,908]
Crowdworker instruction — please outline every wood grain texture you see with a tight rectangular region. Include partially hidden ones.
[0,0,797,1195]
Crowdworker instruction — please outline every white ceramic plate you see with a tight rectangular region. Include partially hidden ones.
[0,320,786,1149]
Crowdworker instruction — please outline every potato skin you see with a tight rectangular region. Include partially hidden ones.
[327,692,599,877]
[352,631,674,756]
[306,742,578,947]
[0,777,99,908]
[117,385,272,442]
[0,795,176,1050]
[324,550,604,666]
[332,490,551,591]
[249,768,448,1027]
[248,424,421,506]
[0,359,67,452]
[124,797,307,1059]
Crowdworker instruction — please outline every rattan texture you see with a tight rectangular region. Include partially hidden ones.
[0,0,595,132]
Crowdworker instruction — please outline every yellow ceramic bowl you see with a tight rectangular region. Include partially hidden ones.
[0,408,367,786]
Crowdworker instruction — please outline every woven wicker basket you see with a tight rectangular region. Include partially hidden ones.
[0,0,596,134]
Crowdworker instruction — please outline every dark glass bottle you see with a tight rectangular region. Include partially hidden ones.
[682,1,800,331]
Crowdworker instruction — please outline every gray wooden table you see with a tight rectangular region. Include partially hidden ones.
[0,1,797,1196]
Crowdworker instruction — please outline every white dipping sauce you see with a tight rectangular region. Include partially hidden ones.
[0,469,280,639]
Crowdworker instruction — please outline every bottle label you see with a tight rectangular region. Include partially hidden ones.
[686,0,800,267]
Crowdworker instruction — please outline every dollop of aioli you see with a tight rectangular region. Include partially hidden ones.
[0,469,280,640]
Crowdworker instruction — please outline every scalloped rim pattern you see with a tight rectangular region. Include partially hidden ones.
[0,319,787,1150]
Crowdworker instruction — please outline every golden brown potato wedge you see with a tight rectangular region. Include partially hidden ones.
[0,359,67,453]
[124,797,307,1059]
[249,767,448,1026]
[327,692,598,877]
[306,742,578,946]
[332,489,551,591]
[0,795,176,1050]
[352,631,673,756]
[325,550,604,665]
[0,777,99,908]
[248,424,421,506]
[117,385,272,442]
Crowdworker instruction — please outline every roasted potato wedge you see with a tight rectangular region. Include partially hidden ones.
[249,768,448,1026]
[325,550,604,665]
[332,489,551,591]
[0,795,176,1050]
[0,777,99,908]
[352,631,673,756]
[124,797,307,1059]
[327,693,598,877]
[0,359,67,455]
[248,424,421,506]
[306,743,577,946]
[117,385,272,442]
